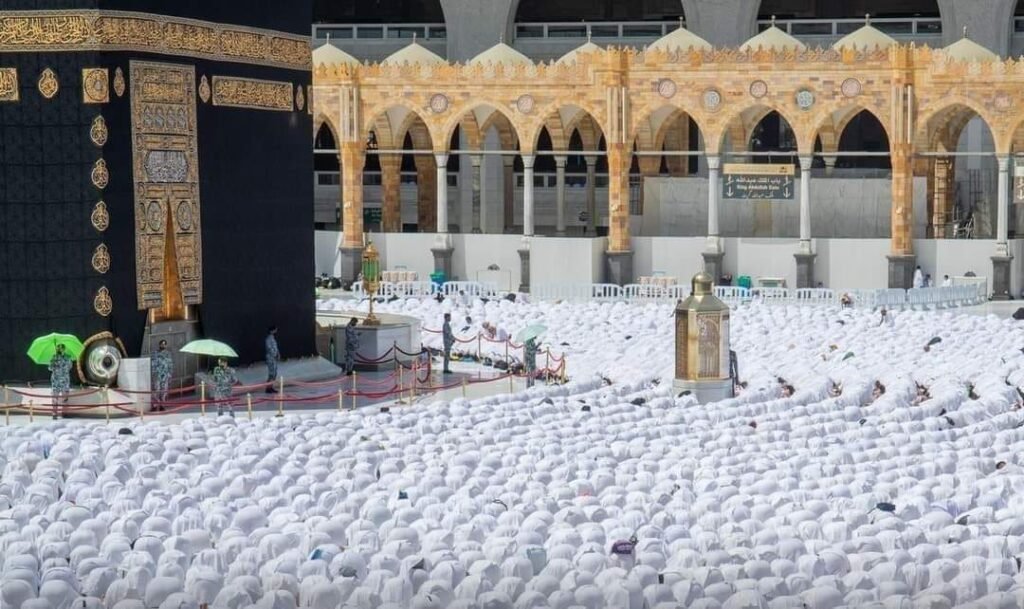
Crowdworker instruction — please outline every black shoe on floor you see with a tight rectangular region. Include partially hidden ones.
[265,387,277,394]
[345,371,353,376]
[443,369,453,374]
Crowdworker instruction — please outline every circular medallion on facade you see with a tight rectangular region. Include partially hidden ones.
[91,159,109,189]
[38,68,59,100]
[840,78,862,98]
[176,200,194,231]
[91,244,110,274]
[749,80,768,99]
[657,78,677,99]
[702,88,722,111]
[795,88,815,110]
[90,115,108,147]
[516,94,535,114]
[91,201,109,232]
[995,93,1013,112]
[429,93,449,114]
[146,201,164,232]
[94,287,112,317]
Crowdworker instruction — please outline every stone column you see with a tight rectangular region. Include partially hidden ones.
[503,157,515,233]
[479,155,488,234]
[680,0,760,47]
[932,157,951,238]
[937,0,1017,57]
[887,143,916,289]
[416,156,436,232]
[522,153,535,237]
[435,153,449,234]
[379,154,402,233]
[338,142,365,283]
[432,152,454,278]
[554,155,567,235]
[605,144,633,286]
[798,156,812,253]
[794,155,816,288]
[585,155,597,235]
[992,154,1013,299]
[470,154,482,233]
[703,155,724,281]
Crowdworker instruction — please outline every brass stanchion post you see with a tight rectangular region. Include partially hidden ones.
[562,356,568,383]
[398,364,404,405]
[351,371,357,410]
[477,334,481,360]
[28,400,34,423]
[410,359,417,402]
[247,393,253,420]
[546,349,551,385]
[200,381,206,416]
[338,388,343,412]
[277,377,284,416]
[462,378,467,399]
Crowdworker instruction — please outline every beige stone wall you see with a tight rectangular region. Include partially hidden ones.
[314,45,1024,256]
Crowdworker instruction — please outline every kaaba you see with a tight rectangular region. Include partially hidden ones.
[0,1,314,383]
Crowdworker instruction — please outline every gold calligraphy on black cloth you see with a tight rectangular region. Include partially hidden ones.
[130,61,203,313]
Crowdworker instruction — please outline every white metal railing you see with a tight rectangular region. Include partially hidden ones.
[530,282,987,309]
[342,279,989,310]
[312,23,447,41]
[758,16,942,38]
[440,281,499,299]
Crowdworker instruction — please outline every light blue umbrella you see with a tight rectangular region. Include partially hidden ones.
[514,325,547,344]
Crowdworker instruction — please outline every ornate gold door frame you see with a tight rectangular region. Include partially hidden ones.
[130,61,203,314]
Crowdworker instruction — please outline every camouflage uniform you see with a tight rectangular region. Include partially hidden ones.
[442,320,454,373]
[265,333,280,384]
[152,349,173,406]
[344,325,360,374]
[524,338,539,388]
[49,353,72,417]
[212,365,236,417]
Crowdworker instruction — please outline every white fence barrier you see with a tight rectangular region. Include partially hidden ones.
[346,278,989,311]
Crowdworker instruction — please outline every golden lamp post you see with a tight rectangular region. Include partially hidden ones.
[673,272,734,403]
[361,240,381,326]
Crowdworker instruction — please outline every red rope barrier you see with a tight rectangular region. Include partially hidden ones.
[8,387,102,399]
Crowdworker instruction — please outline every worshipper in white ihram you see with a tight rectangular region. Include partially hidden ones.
[913,265,924,288]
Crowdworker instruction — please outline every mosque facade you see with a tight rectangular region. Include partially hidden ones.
[312,21,1024,295]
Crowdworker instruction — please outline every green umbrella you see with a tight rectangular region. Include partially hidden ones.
[180,339,238,358]
[514,324,547,344]
[27,333,85,364]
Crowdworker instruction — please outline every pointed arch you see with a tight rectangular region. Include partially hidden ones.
[441,102,524,153]
[714,103,805,155]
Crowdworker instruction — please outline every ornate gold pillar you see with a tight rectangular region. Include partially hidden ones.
[607,143,632,253]
[416,156,436,232]
[887,142,916,288]
[379,153,402,233]
[340,141,365,248]
[932,157,952,238]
